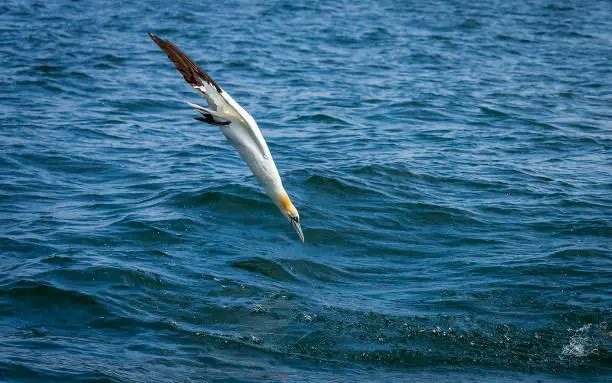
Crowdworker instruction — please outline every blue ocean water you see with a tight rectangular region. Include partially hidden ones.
[1,0,611,381]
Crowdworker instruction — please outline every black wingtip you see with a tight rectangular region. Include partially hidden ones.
[148,32,161,43]
[147,32,224,94]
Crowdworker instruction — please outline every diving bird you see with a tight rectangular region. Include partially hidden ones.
[148,33,304,242]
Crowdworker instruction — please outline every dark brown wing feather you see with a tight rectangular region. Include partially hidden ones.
[148,32,222,93]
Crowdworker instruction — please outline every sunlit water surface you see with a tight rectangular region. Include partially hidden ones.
[1,0,611,381]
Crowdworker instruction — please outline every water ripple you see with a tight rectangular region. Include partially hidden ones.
[1,0,610,381]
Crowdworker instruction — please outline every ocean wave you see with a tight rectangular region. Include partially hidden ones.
[2,0,610,380]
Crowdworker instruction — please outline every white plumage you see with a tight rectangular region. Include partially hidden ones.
[149,33,303,242]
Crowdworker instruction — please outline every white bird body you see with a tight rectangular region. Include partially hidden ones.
[215,103,285,201]
[149,33,303,241]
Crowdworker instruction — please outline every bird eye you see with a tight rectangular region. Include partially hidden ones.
[291,216,299,223]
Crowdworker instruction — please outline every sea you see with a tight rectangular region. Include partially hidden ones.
[1,0,610,381]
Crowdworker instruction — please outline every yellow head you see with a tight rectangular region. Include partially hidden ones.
[277,193,304,242]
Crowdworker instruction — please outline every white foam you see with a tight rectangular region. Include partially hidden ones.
[561,324,597,358]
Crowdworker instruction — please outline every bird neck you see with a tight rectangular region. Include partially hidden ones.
[269,187,292,214]
[278,192,292,211]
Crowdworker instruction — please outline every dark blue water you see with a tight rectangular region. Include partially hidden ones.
[1,0,611,381]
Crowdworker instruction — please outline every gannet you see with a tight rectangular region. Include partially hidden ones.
[148,33,304,242]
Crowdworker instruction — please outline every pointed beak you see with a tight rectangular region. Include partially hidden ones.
[290,217,304,243]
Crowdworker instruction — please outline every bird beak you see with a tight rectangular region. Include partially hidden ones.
[290,217,304,243]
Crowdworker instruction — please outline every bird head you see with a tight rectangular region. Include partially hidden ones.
[277,193,304,242]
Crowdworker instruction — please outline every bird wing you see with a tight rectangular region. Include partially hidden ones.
[149,33,270,158]
[149,32,226,112]
[184,101,230,125]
